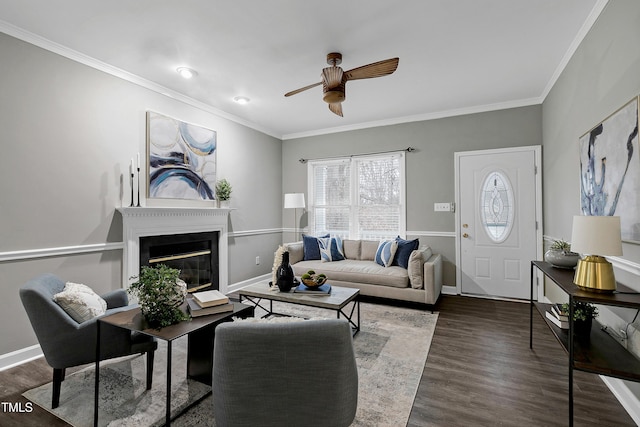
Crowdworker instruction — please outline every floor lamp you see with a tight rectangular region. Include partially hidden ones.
[284,193,305,240]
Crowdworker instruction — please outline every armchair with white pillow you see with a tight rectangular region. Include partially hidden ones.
[19,273,157,408]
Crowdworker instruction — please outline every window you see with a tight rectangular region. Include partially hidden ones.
[480,170,514,243]
[307,152,405,239]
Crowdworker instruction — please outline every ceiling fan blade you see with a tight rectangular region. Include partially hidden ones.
[344,58,399,81]
[284,81,322,97]
[328,102,343,117]
[322,66,344,89]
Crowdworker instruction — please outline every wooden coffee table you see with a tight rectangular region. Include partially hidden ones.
[238,282,360,335]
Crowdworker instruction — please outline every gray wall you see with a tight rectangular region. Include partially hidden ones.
[283,105,543,286]
[542,0,640,407]
[0,32,282,356]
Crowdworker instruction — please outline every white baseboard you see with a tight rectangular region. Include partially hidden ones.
[441,285,457,295]
[600,376,640,425]
[227,273,270,294]
[0,344,42,371]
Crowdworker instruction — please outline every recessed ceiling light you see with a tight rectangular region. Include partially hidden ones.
[234,96,250,105]
[176,67,197,79]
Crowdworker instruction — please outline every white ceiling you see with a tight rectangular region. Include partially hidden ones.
[0,0,606,139]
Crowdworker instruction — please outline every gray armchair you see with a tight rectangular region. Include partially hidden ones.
[19,273,157,408]
[213,318,358,427]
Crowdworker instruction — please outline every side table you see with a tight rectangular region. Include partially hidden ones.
[530,260,640,427]
[94,301,254,426]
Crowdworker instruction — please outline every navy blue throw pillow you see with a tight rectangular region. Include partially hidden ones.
[302,234,329,260]
[392,237,419,269]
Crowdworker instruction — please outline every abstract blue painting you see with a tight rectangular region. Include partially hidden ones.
[147,112,217,200]
[579,97,640,242]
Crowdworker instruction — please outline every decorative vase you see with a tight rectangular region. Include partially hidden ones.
[220,199,230,208]
[544,249,580,269]
[166,278,188,306]
[276,251,295,292]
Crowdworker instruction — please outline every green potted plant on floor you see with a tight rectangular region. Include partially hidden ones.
[215,178,232,208]
[128,264,189,328]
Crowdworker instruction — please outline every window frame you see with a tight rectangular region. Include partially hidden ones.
[306,151,406,240]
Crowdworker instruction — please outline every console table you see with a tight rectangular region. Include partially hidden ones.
[530,260,640,427]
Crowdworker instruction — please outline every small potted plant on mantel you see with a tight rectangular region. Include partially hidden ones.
[544,239,580,269]
[215,178,232,208]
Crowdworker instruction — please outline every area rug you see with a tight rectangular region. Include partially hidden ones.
[24,301,438,427]
[23,337,210,427]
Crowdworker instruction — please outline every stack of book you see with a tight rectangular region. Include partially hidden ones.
[293,283,332,295]
[187,289,233,317]
[545,303,569,329]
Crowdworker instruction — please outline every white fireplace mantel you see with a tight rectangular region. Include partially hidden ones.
[117,206,231,293]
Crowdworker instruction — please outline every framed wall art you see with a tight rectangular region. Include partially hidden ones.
[579,96,640,243]
[147,111,217,201]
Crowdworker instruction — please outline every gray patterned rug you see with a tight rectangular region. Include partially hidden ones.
[24,301,438,426]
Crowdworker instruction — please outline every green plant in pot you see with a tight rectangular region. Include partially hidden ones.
[562,301,598,339]
[128,264,189,328]
[215,179,232,207]
[545,239,580,269]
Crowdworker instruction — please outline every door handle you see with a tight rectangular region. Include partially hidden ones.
[462,233,469,238]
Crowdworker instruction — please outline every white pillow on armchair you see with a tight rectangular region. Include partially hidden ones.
[53,282,107,323]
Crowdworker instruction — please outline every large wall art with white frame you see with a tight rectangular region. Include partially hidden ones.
[147,111,217,201]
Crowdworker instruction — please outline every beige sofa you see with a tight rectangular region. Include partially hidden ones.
[284,239,442,306]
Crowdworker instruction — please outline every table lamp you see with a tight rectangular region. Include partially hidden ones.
[284,193,305,240]
[571,215,623,292]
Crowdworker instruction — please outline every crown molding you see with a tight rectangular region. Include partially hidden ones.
[0,20,282,139]
[282,97,542,140]
[539,0,610,100]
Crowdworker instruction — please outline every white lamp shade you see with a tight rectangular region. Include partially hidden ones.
[284,193,305,209]
[571,215,623,256]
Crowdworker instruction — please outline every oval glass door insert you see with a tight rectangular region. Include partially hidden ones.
[480,171,514,243]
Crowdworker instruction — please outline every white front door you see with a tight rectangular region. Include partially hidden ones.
[455,146,542,300]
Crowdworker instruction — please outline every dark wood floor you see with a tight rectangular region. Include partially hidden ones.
[408,295,636,426]
[1,295,636,426]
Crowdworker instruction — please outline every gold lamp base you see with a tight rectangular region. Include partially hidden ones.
[574,255,617,293]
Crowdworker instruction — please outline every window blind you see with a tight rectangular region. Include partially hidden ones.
[308,153,405,239]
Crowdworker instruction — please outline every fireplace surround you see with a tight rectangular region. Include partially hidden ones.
[118,207,230,293]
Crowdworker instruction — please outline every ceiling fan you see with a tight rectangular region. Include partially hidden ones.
[284,53,399,117]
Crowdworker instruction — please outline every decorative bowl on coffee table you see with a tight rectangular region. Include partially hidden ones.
[302,277,327,288]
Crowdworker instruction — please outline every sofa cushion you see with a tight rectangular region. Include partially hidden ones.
[288,242,304,264]
[408,246,433,289]
[342,239,361,260]
[302,234,329,260]
[292,260,409,288]
[393,237,420,269]
[375,240,398,267]
[318,237,345,262]
[407,250,424,289]
[53,282,107,323]
[360,240,379,261]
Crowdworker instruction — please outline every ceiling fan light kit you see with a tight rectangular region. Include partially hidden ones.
[285,52,399,117]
